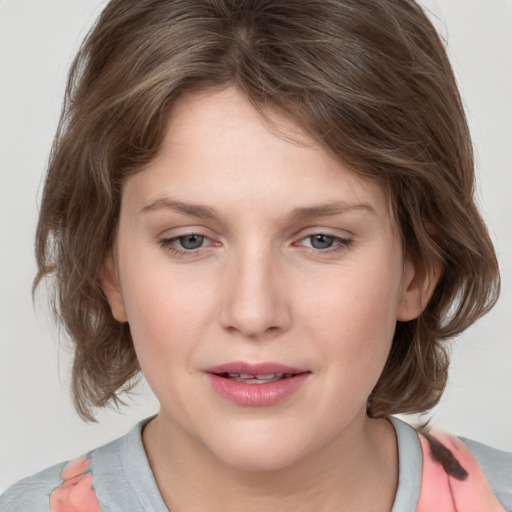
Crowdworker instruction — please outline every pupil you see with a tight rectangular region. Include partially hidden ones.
[310,234,334,249]
[180,234,204,250]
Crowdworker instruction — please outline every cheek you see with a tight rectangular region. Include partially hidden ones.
[122,254,201,322]
[118,259,217,372]
[298,262,401,374]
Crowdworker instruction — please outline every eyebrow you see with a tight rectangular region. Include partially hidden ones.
[289,201,375,220]
[141,198,217,219]
[140,198,375,220]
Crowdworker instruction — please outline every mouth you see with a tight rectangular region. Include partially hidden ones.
[215,372,297,384]
[205,361,308,382]
[204,362,310,406]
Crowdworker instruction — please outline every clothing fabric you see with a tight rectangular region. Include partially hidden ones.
[1,417,510,511]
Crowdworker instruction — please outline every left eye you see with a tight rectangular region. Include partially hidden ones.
[296,233,353,253]
[160,233,211,254]
[305,234,337,249]
[175,234,206,250]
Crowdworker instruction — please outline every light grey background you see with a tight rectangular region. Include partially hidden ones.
[1,0,511,493]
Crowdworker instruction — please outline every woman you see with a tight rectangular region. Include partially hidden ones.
[1,1,510,510]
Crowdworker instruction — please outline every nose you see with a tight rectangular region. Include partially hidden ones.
[219,245,292,340]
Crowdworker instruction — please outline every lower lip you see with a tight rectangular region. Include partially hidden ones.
[206,373,310,406]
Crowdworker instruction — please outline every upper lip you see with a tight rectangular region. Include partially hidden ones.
[205,361,309,376]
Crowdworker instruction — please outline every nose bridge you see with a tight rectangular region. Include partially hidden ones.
[220,239,290,339]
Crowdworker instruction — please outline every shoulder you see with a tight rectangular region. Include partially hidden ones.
[0,427,131,512]
[0,417,160,512]
[417,430,512,512]
[390,417,511,511]
[460,436,512,510]
[0,460,66,512]
[0,455,105,512]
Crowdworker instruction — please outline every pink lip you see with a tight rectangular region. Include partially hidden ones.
[204,361,310,407]
[205,361,306,375]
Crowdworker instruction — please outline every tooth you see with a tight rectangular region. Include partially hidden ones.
[227,373,240,378]
[239,373,254,379]
[256,374,278,380]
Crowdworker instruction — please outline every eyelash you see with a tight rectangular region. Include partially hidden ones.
[297,234,353,254]
[159,232,353,257]
[159,233,215,257]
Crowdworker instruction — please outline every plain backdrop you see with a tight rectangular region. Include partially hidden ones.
[1,0,511,493]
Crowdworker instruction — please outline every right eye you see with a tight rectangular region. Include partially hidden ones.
[294,232,353,255]
[159,232,215,256]
[175,234,206,250]
[305,234,337,250]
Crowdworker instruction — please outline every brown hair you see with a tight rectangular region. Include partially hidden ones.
[35,0,500,421]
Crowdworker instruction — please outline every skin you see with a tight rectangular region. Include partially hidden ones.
[103,86,437,512]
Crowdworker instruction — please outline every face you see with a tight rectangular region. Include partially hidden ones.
[104,87,425,471]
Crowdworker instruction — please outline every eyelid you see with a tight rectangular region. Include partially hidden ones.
[293,230,354,253]
[159,229,220,254]
[294,225,353,240]
[158,228,354,258]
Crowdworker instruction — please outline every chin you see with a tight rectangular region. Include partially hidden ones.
[202,424,319,473]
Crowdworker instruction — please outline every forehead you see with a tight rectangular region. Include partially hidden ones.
[122,86,392,225]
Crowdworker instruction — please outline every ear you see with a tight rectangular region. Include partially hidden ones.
[101,250,128,323]
[396,258,441,322]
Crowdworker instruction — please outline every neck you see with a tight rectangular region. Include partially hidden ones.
[142,413,398,512]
